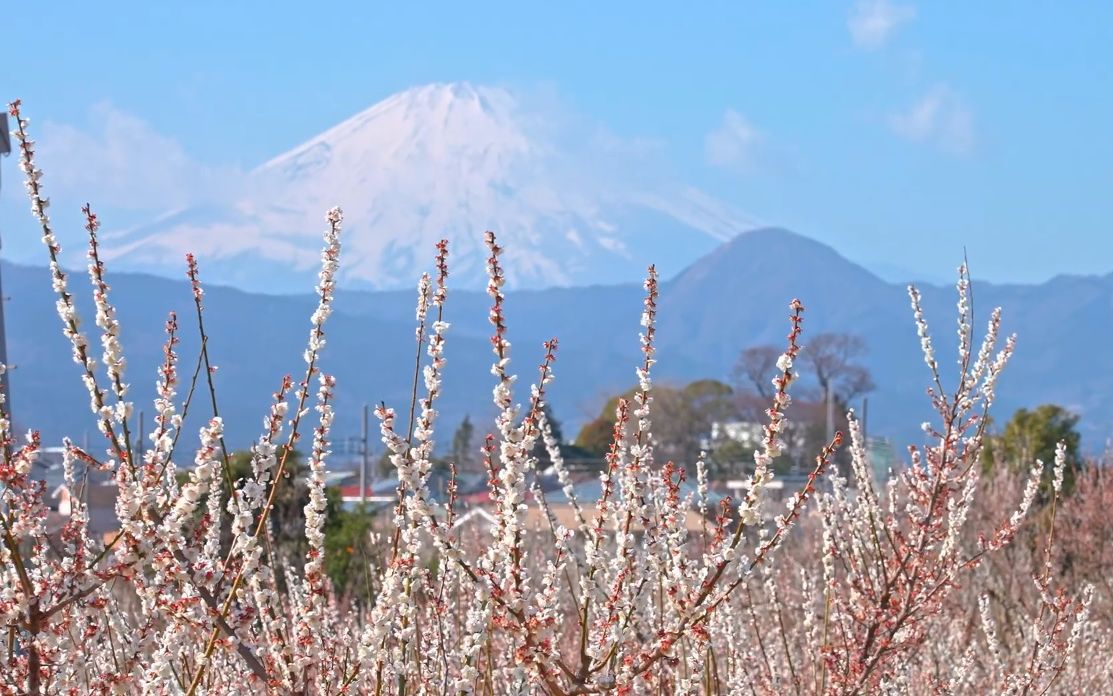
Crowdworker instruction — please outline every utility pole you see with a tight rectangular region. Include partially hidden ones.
[0,112,13,419]
[825,383,834,444]
[137,411,146,453]
[360,403,369,505]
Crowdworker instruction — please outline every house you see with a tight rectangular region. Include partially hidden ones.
[336,470,489,511]
[707,420,764,450]
[25,446,118,542]
[52,482,120,543]
[450,499,711,537]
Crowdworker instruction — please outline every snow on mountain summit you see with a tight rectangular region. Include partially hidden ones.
[105,82,758,292]
[259,83,532,180]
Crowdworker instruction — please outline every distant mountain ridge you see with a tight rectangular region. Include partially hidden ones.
[101,82,758,292]
[5,227,1110,458]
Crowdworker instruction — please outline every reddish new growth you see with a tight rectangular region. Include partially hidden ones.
[2,99,1104,696]
[186,253,204,306]
[485,230,508,363]
[434,238,449,305]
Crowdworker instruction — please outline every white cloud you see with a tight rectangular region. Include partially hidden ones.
[848,0,916,49]
[890,84,974,155]
[37,103,243,214]
[704,109,763,171]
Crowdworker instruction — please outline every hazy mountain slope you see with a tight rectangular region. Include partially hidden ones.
[652,229,1110,448]
[2,260,646,452]
[5,228,1110,456]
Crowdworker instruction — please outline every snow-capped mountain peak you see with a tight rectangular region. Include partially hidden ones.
[105,82,757,292]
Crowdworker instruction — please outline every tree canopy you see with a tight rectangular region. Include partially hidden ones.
[983,403,1082,493]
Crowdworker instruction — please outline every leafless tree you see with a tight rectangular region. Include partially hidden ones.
[730,345,781,400]
[798,332,875,402]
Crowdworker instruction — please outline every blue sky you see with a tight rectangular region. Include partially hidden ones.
[3,1,1111,284]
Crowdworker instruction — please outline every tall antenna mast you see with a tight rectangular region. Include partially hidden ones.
[0,112,12,419]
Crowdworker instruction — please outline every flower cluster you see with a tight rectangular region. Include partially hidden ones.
[2,100,1109,696]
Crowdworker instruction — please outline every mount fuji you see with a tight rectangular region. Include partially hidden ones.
[102,83,759,292]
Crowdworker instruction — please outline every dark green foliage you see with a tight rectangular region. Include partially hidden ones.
[322,501,381,604]
[451,414,477,473]
[574,380,735,468]
[190,447,386,601]
[983,404,1082,494]
[575,392,630,456]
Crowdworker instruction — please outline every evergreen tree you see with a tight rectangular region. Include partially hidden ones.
[983,404,1082,494]
[451,414,477,472]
